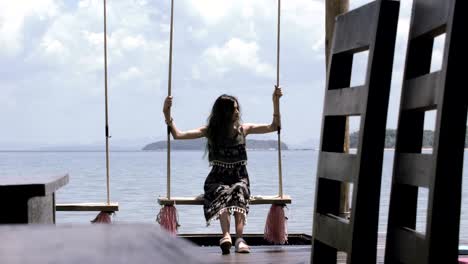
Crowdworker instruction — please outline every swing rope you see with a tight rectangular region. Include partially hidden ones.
[166,0,174,200]
[157,0,178,234]
[276,0,283,198]
[87,0,114,223]
[264,0,288,245]
[89,0,114,224]
[103,0,111,206]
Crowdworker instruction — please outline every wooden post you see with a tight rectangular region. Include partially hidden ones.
[325,0,350,218]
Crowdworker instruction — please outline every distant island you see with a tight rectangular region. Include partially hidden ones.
[142,138,288,151]
[350,127,468,148]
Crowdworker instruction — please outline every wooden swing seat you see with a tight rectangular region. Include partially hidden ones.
[158,195,291,206]
[56,202,119,212]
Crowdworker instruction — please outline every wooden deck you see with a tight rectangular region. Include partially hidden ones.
[184,243,383,263]
[190,245,389,263]
[182,233,382,263]
[1,224,467,263]
[192,245,363,263]
[198,245,312,264]
[182,233,468,263]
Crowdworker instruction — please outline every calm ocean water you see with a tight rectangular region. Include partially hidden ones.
[1,150,467,240]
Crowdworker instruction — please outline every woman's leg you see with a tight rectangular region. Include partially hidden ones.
[219,211,232,254]
[219,211,231,238]
[234,212,250,252]
[234,212,244,238]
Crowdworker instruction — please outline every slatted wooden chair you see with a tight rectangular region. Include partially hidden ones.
[384,0,467,263]
[311,1,400,263]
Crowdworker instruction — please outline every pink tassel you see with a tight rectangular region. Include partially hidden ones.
[264,204,288,244]
[91,211,112,224]
[157,205,179,235]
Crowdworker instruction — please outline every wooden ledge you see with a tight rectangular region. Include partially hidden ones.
[0,224,202,264]
[56,202,119,212]
[0,174,69,197]
[158,195,292,206]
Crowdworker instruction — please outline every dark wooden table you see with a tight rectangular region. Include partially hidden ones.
[0,224,204,263]
[0,174,69,224]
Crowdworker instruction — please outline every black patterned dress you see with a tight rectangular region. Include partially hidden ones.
[203,130,250,226]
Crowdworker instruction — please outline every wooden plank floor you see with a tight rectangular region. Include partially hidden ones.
[196,244,381,263]
[200,245,311,264]
[196,245,384,263]
[191,233,468,264]
[1,225,466,263]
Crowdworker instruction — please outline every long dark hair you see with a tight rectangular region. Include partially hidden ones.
[206,94,241,149]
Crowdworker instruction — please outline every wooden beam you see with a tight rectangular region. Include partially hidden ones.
[56,202,119,212]
[317,152,358,183]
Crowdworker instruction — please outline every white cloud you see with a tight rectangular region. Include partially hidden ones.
[40,37,67,62]
[0,0,170,144]
[0,0,417,146]
[430,34,446,72]
[118,66,143,81]
[0,0,60,56]
[186,0,234,24]
[78,0,93,9]
[24,0,166,89]
[185,0,324,58]
[187,26,208,40]
[241,5,254,19]
[283,1,324,58]
[191,66,201,80]
[83,30,103,46]
[283,0,323,28]
[201,38,274,78]
[160,23,170,33]
[121,35,146,50]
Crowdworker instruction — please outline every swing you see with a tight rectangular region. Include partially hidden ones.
[157,0,291,244]
[56,0,118,221]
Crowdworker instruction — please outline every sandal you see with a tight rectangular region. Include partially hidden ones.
[235,238,251,253]
[219,235,232,255]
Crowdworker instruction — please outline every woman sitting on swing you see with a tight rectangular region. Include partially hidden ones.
[162,86,282,254]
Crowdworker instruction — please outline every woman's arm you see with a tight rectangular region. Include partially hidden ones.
[163,96,206,140]
[243,86,283,136]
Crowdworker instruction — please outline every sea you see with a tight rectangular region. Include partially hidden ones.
[1,150,467,241]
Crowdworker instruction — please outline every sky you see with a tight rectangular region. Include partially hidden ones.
[0,0,443,150]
